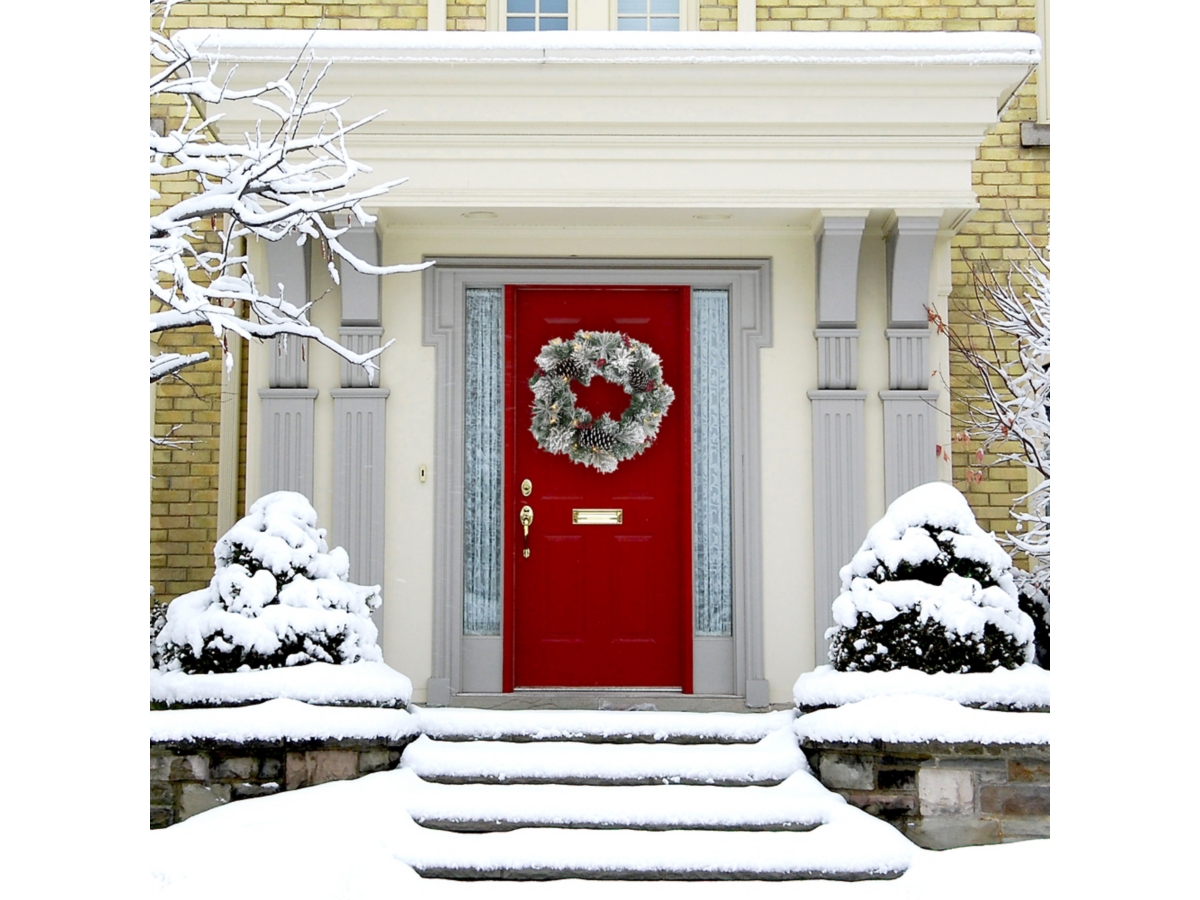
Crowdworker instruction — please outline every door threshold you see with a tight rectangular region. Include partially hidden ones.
[511,691,686,696]
[446,692,757,713]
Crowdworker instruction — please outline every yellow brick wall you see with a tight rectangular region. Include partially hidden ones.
[160,3,429,31]
[447,4,486,30]
[756,0,1036,33]
[700,0,738,31]
[150,95,232,600]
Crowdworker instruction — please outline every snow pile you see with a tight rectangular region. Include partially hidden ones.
[826,482,1034,674]
[150,660,412,709]
[154,492,383,675]
[148,767,933,888]
[793,663,1049,710]
[795,695,1049,746]
[149,697,419,744]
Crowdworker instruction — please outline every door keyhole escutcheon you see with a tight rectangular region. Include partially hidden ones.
[521,479,532,497]
[520,505,534,558]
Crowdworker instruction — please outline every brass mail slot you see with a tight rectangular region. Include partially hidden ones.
[572,508,623,525]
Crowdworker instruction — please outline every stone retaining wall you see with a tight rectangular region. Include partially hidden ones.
[151,735,417,829]
[801,739,1049,850]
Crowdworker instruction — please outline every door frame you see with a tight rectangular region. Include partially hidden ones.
[422,258,773,707]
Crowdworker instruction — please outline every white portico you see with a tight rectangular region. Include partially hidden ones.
[186,29,1039,707]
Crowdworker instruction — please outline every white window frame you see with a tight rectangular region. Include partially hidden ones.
[487,0,700,31]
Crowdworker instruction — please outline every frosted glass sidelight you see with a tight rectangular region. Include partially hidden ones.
[463,288,504,636]
[692,289,733,637]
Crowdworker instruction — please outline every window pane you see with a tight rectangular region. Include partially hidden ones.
[540,16,569,29]
[507,0,535,13]
[506,16,536,30]
[649,16,680,30]
[650,0,678,13]
[617,17,647,29]
[618,0,647,13]
[541,0,568,13]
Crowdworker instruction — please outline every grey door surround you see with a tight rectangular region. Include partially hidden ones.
[422,258,773,708]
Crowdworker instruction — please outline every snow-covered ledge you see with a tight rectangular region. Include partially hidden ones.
[793,664,1050,713]
[174,31,1039,218]
[150,661,414,710]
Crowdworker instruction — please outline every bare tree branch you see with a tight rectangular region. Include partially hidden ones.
[149,1,430,391]
[928,222,1049,591]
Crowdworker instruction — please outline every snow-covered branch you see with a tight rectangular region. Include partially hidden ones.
[928,229,1049,592]
[149,1,429,387]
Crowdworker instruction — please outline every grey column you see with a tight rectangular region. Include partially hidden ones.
[809,215,868,665]
[258,388,318,498]
[259,238,316,498]
[332,387,389,594]
[333,225,389,634]
[882,216,941,506]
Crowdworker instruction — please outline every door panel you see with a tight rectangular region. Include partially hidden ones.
[504,285,692,690]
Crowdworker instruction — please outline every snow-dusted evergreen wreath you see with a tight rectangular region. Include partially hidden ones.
[530,330,675,474]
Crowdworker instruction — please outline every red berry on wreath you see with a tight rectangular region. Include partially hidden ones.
[598,358,606,368]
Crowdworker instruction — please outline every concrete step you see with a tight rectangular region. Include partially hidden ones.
[404,779,828,832]
[409,706,793,743]
[395,781,914,881]
[400,726,806,786]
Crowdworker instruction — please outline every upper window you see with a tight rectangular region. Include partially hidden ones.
[507,0,569,31]
[492,0,696,31]
[617,0,680,31]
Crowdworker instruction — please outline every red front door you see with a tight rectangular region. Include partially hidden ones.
[504,285,692,690]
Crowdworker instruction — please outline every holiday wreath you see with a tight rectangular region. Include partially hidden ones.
[529,330,675,474]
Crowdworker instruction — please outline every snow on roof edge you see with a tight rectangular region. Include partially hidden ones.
[175,29,1040,66]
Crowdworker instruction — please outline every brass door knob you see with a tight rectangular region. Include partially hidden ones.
[520,505,534,558]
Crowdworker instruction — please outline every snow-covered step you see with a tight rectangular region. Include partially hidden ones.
[405,779,828,832]
[395,772,914,881]
[409,706,793,743]
[400,727,806,786]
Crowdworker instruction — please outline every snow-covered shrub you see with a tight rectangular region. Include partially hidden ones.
[155,492,383,675]
[1018,582,1050,669]
[827,483,1035,674]
[150,594,175,670]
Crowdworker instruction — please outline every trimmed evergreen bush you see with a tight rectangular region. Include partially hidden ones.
[827,483,1035,674]
[154,492,382,675]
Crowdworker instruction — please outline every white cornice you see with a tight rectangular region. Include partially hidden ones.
[174,30,1036,223]
[177,30,1040,66]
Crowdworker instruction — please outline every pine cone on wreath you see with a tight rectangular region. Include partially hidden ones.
[627,368,650,392]
[550,356,589,381]
[590,429,618,455]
